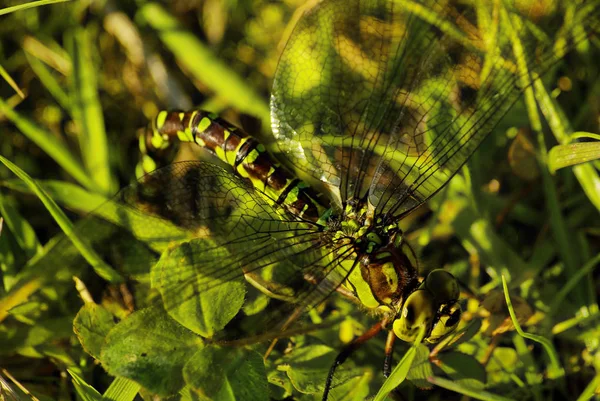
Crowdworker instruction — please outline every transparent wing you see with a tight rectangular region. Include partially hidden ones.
[51,162,357,339]
[271,0,599,216]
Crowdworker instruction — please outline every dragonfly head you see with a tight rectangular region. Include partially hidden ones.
[392,269,461,343]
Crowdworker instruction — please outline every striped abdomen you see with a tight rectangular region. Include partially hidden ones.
[144,110,328,223]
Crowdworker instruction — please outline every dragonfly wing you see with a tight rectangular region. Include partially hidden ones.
[271,0,599,216]
[104,161,355,338]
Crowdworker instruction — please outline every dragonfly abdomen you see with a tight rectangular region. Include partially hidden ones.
[146,110,328,222]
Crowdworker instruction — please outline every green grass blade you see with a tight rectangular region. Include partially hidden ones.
[2,179,109,215]
[0,155,122,283]
[22,35,72,76]
[428,376,514,401]
[533,76,600,211]
[575,374,600,401]
[0,64,25,98]
[548,141,600,173]
[25,52,71,111]
[0,193,41,260]
[137,3,271,128]
[549,253,600,316]
[448,183,530,286]
[66,28,115,194]
[373,346,417,401]
[571,132,600,141]
[1,178,189,252]
[0,0,70,16]
[501,275,564,379]
[68,369,106,401]
[103,377,141,401]
[505,6,581,281]
[0,98,97,191]
[373,327,425,401]
[512,335,543,390]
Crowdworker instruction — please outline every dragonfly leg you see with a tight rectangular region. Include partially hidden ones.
[383,329,396,378]
[382,330,407,400]
[322,321,384,401]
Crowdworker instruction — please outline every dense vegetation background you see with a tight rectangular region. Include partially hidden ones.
[0,0,599,400]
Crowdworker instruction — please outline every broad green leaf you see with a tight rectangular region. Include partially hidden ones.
[326,372,370,401]
[101,307,202,396]
[281,344,363,395]
[183,347,268,401]
[73,303,117,360]
[281,345,335,394]
[267,369,294,399]
[437,351,486,390]
[152,240,245,337]
[183,346,228,400]
[406,344,433,389]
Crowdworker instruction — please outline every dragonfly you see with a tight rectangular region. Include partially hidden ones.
[24,0,597,399]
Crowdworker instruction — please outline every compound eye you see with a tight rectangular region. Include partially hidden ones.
[424,269,459,304]
[426,303,462,344]
[393,289,435,342]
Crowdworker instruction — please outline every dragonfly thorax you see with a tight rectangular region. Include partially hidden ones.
[335,209,419,311]
[332,204,462,344]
